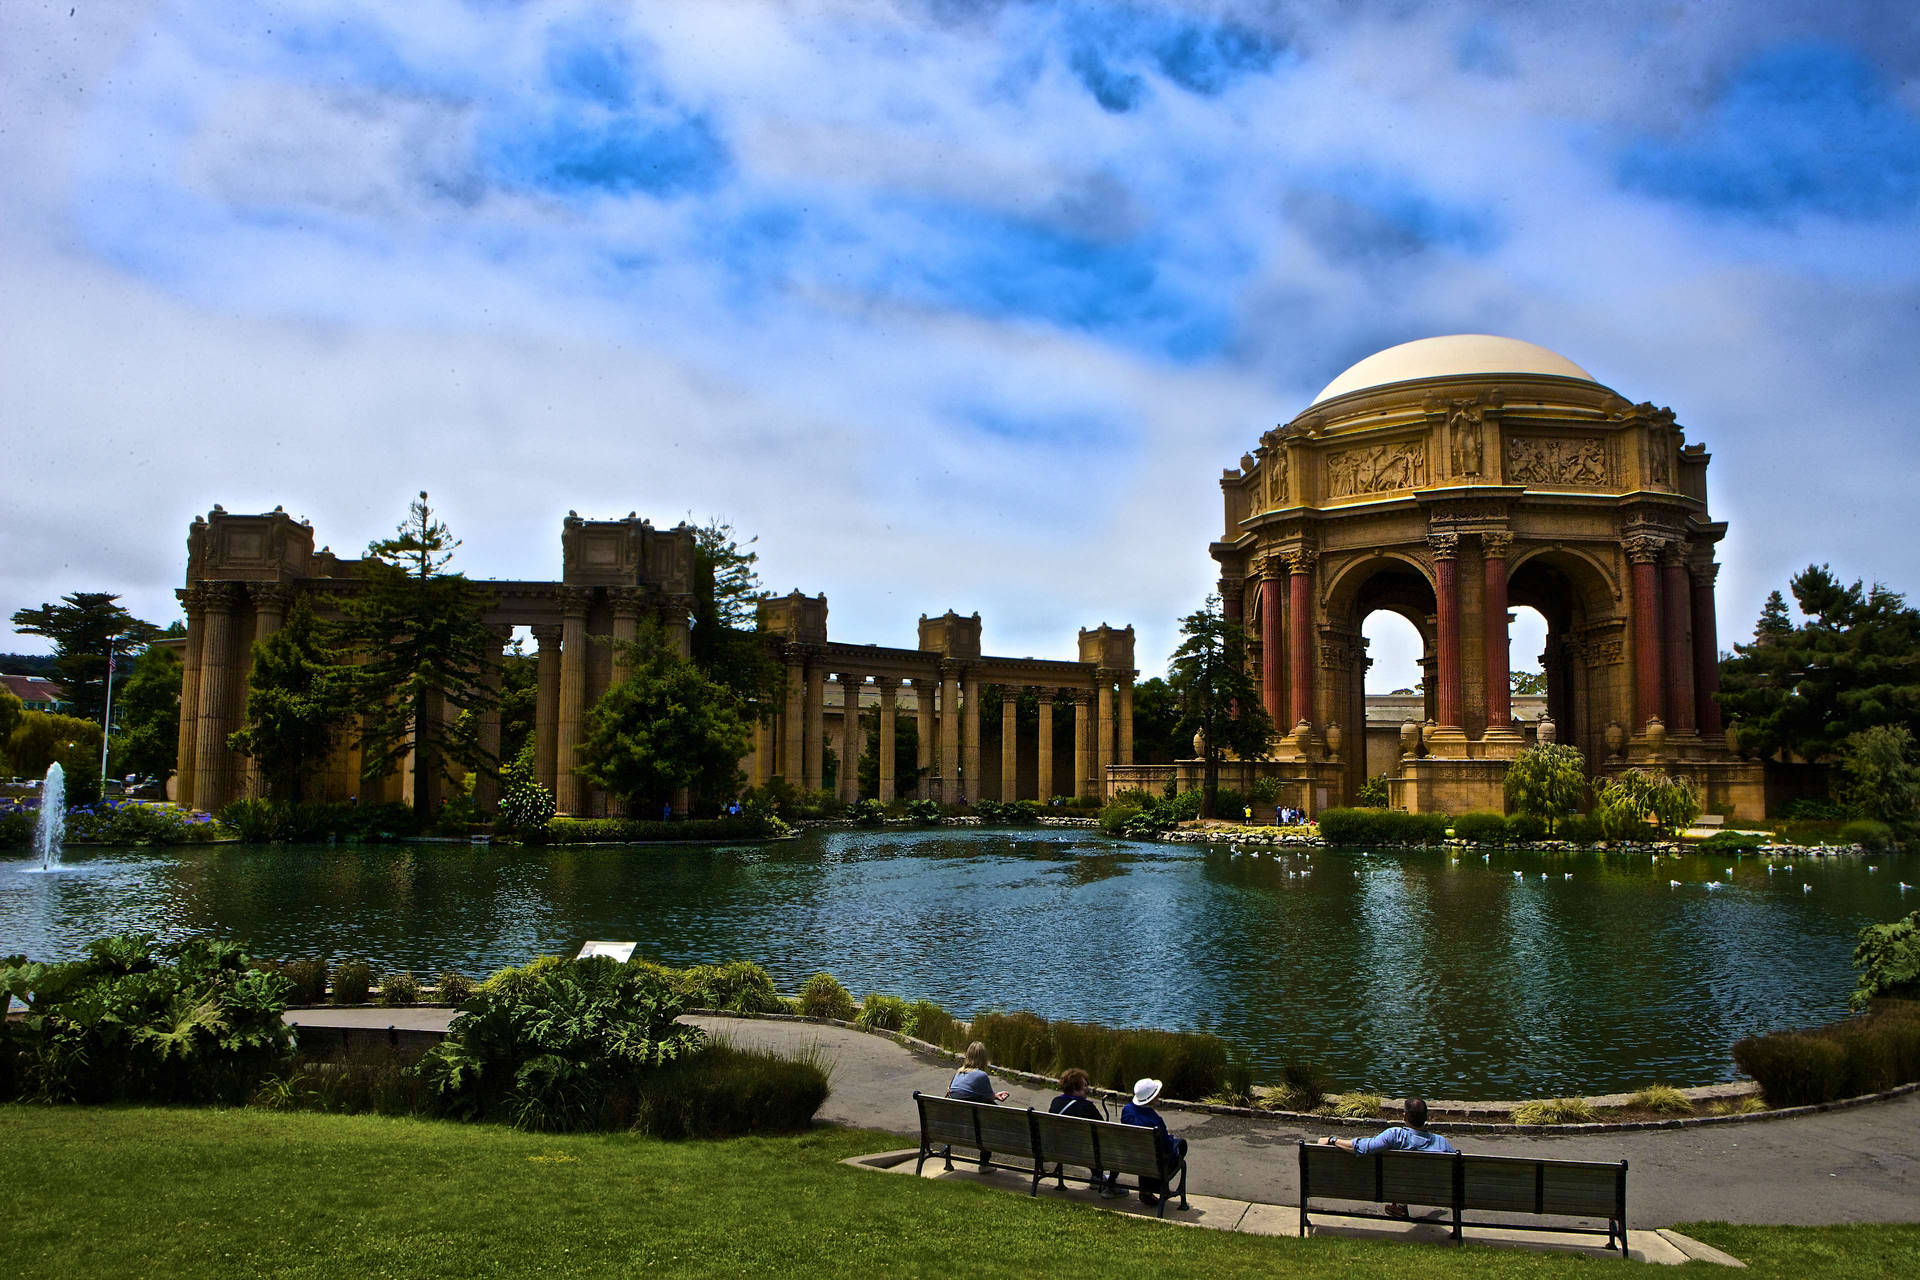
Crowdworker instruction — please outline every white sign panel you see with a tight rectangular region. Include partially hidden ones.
[576,940,637,964]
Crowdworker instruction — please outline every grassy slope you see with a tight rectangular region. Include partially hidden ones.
[1,1106,1914,1279]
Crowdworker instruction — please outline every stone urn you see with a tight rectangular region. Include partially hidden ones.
[1604,721,1627,760]
[1399,720,1421,758]
[1324,722,1343,759]
[1645,716,1667,757]
[1192,728,1207,758]
[1537,715,1557,745]
[1724,723,1742,757]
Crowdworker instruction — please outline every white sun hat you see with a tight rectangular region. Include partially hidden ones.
[1132,1077,1163,1106]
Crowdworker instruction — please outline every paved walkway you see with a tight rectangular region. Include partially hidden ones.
[285,1008,1920,1228]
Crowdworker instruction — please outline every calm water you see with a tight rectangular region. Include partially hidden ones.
[5,829,1915,1100]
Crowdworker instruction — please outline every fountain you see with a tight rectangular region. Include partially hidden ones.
[33,761,65,871]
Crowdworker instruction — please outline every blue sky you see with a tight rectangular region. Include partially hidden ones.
[3,0,1918,686]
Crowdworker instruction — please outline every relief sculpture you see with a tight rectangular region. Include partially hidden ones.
[1326,440,1428,497]
[1449,407,1483,476]
[1506,436,1607,486]
[1265,450,1288,507]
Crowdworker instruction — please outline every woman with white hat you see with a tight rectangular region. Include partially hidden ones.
[1120,1077,1187,1207]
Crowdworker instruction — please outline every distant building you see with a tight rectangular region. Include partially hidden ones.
[0,673,68,714]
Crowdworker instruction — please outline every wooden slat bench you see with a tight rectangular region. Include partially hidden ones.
[911,1092,1190,1217]
[1297,1142,1628,1257]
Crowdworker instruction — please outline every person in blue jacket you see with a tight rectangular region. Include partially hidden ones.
[1120,1077,1186,1206]
[1319,1096,1458,1217]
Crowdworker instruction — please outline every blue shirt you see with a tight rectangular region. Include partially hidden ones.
[947,1068,996,1104]
[1353,1125,1457,1155]
[1121,1100,1178,1162]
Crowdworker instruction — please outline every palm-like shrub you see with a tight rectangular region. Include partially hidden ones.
[419,955,704,1131]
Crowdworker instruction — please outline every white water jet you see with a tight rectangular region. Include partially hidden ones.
[33,761,65,870]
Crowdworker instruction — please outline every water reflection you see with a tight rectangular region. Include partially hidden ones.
[3,833,1914,1099]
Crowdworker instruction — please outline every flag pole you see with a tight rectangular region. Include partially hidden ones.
[100,644,116,791]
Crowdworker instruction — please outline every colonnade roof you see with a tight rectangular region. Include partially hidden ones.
[813,640,1123,686]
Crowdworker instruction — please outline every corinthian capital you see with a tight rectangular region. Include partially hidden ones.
[1283,548,1319,575]
[1425,533,1460,560]
[1479,531,1513,560]
[1623,535,1667,565]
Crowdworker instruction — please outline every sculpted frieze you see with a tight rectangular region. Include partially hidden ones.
[1326,439,1429,497]
[1506,435,1609,487]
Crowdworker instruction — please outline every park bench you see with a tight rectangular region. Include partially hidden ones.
[1297,1141,1629,1257]
[911,1091,1190,1217]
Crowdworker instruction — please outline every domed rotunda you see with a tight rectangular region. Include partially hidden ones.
[1199,334,1762,820]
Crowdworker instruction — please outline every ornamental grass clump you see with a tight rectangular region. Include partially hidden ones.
[1328,1091,1385,1119]
[1708,1095,1768,1116]
[1732,999,1920,1107]
[796,971,856,1021]
[329,960,373,1005]
[855,993,909,1033]
[376,971,422,1007]
[902,999,964,1048]
[1259,1059,1334,1113]
[435,970,475,1006]
[1626,1083,1694,1115]
[279,959,330,1005]
[1511,1097,1598,1125]
[631,1040,831,1139]
[677,960,787,1014]
[968,1009,1232,1102]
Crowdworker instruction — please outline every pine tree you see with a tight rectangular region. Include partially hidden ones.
[576,629,752,813]
[228,599,350,803]
[9,593,161,723]
[1167,596,1273,818]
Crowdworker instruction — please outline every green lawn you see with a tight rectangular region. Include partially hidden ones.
[1,1105,1913,1278]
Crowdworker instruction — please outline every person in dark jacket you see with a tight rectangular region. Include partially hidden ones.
[1120,1077,1187,1206]
[1050,1068,1120,1196]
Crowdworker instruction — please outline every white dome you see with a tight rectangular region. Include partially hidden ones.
[1310,335,1598,405]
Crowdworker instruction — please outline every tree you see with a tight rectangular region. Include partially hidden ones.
[10,593,161,724]
[0,686,22,761]
[1719,565,1920,763]
[1593,768,1700,841]
[1849,910,1920,1011]
[1502,743,1587,834]
[1167,596,1273,818]
[1129,677,1182,763]
[330,493,500,820]
[496,639,538,770]
[227,600,351,803]
[1836,724,1920,830]
[856,702,921,801]
[110,645,183,783]
[688,518,783,721]
[8,711,102,780]
[1510,669,1548,697]
[576,631,753,814]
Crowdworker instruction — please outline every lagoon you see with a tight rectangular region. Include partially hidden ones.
[5,827,1914,1100]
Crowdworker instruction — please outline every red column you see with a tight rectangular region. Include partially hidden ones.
[1259,570,1284,727]
[1627,539,1665,729]
[1692,560,1723,736]
[1482,533,1512,730]
[1662,556,1696,734]
[1430,534,1461,728]
[1287,551,1316,728]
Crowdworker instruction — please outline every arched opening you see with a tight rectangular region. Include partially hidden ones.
[1328,557,1437,804]
[1506,549,1620,765]
[1508,604,1549,728]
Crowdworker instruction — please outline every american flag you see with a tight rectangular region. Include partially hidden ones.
[107,654,117,676]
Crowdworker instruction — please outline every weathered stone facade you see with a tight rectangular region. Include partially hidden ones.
[1207,335,1764,820]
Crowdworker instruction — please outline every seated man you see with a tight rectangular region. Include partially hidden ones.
[1319,1096,1457,1218]
[1120,1077,1187,1206]
[1050,1068,1119,1196]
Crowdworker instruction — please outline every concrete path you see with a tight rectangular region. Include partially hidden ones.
[286,1008,1920,1229]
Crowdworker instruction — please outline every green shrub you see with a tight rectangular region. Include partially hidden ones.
[1504,813,1548,843]
[855,993,909,1033]
[1451,811,1508,845]
[1625,1083,1693,1115]
[329,960,373,1005]
[0,934,295,1105]
[1207,1057,1255,1108]
[1851,912,1920,1011]
[280,959,330,1005]
[1355,775,1390,808]
[970,1010,1231,1102]
[1784,796,1850,821]
[796,971,856,1021]
[436,971,475,1006]
[418,954,705,1131]
[1697,829,1767,853]
[218,798,281,842]
[252,1040,432,1118]
[1260,1059,1333,1112]
[1330,1091,1384,1119]
[975,799,1040,826]
[1558,813,1603,844]
[541,815,772,844]
[376,971,422,1007]
[678,960,787,1014]
[903,999,964,1048]
[1511,1097,1598,1125]
[1098,801,1142,837]
[1732,1001,1920,1107]
[1840,819,1894,851]
[1777,819,1851,847]
[1316,808,1380,845]
[1251,776,1282,805]
[630,1041,830,1139]
[1213,788,1249,819]
[850,798,888,826]
[906,799,944,825]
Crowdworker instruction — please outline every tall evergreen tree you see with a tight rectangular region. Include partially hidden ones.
[227,599,351,803]
[1718,565,1920,762]
[1167,596,1274,818]
[577,629,752,814]
[9,593,161,723]
[330,493,500,819]
[689,518,783,724]
[111,644,183,784]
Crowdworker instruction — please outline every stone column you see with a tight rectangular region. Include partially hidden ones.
[1428,535,1462,730]
[192,584,241,812]
[1073,690,1092,799]
[782,649,806,786]
[939,664,961,803]
[961,667,980,804]
[876,677,898,802]
[1037,691,1055,800]
[1287,549,1317,730]
[1117,676,1134,765]
[1220,578,1244,624]
[1626,537,1666,731]
[1481,533,1513,732]
[607,592,642,815]
[173,586,206,807]
[803,660,825,793]
[839,673,861,802]
[1662,552,1697,735]
[1259,562,1285,727]
[475,623,512,813]
[1000,690,1019,801]
[1096,673,1114,787]
[1692,558,1724,737]
[532,624,562,797]
[554,588,590,816]
[915,678,935,799]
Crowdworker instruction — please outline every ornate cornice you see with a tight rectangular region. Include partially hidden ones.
[555,585,593,615]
